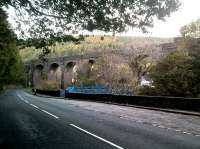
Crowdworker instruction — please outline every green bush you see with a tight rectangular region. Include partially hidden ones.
[148,50,199,97]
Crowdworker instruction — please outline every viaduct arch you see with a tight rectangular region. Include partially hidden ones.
[25,54,98,89]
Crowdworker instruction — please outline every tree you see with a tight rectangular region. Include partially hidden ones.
[93,53,133,94]
[139,19,200,97]
[180,19,200,38]
[2,0,180,37]
[176,38,200,97]
[128,49,153,93]
[0,8,24,90]
[148,50,198,97]
[1,0,180,59]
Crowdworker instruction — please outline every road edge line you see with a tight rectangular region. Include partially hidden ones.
[69,124,124,149]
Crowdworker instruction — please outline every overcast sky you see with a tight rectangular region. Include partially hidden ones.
[122,0,200,37]
[7,0,200,38]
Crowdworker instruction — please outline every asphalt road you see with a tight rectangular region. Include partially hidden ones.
[0,90,200,149]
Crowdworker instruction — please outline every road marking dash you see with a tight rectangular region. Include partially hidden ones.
[30,104,39,109]
[17,93,29,103]
[70,124,124,149]
[41,109,59,119]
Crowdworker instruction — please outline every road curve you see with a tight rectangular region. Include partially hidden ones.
[0,90,200,149]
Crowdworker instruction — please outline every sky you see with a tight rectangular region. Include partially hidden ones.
[122,0,200,37]
[7,0,200,38]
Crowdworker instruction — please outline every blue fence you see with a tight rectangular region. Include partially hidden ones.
[65,85,109,94]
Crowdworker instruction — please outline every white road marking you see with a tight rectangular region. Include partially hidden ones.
[17,93,25,101]
[41,109,59,119]
[18,92,200,138]
[30,104,39,109]
[17,92,59,119]
[70,124,124,149]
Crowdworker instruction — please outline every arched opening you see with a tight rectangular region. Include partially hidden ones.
[66,61,76,71]
[88,59,95,71]
[33,64,44,88]
[50,63,59,72]
[88,59,95,65]
[48,63,61,87]
[36,64,44,70]
[64,62,77,88]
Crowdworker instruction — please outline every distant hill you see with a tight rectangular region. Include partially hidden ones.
[19,36,173,62]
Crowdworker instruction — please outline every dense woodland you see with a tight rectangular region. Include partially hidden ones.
[0,8,24,91]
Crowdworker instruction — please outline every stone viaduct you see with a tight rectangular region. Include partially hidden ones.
[25,41,177,90]
[25,54,99,89]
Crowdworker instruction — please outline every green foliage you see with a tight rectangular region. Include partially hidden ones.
[2,0,180,59]
[148,50,199,97]
[0,8,25,90]
[19,36,172,62]
[178,38,200,56]
[138,85,157,96]
[144,21,200,97]
[2,0,180,38]
[17,35,84,60]
[180,19,200,38]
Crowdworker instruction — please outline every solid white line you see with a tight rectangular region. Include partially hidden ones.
[17,92,59,119]
[70,124,124,149]
[41,109,59,119]
[30,104,39,109]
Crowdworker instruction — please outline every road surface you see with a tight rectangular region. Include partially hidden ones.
[0,90,200,149]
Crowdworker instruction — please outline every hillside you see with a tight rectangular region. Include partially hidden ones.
[19,36,173,62]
